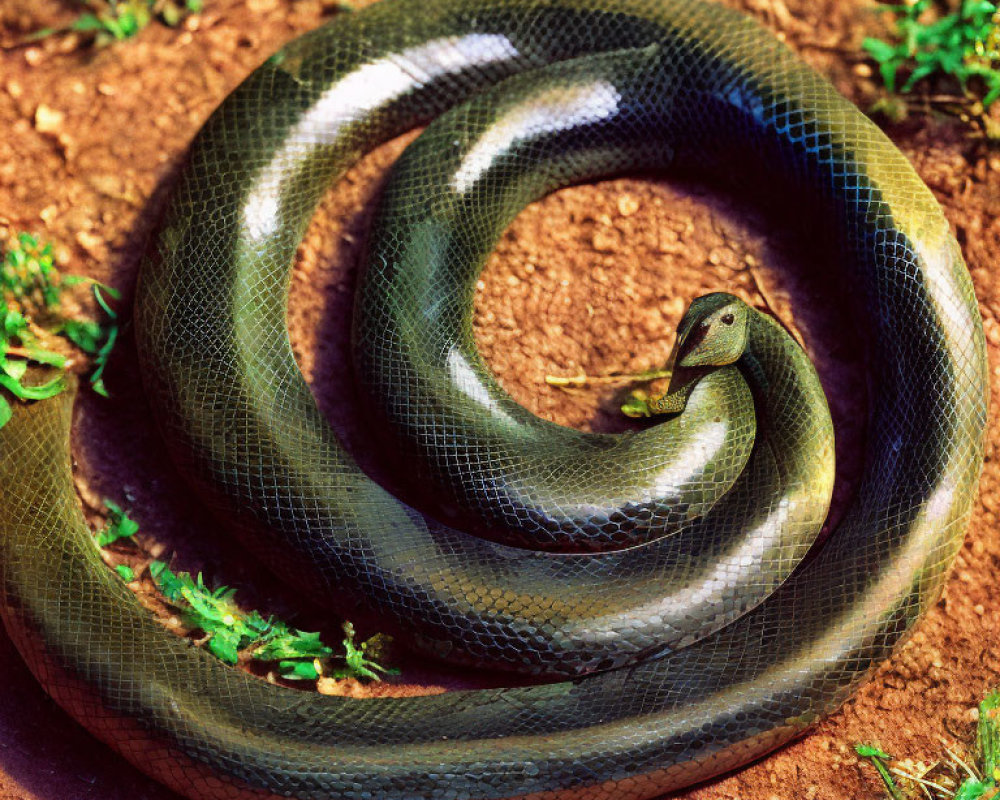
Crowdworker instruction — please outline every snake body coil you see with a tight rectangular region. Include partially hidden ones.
[0,0,988,799]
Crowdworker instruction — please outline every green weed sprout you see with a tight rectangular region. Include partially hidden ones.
[0,232,120,426]
[855,744,908,800]
[2,232,62,308]
[96,499,141,546]
[856,686,1000,799]
[978,690,1000,787]
[97,502,396,682]
[62,281,121,398]
[0,312,65,427]
[864,0,1000,113]
[30,0,203,46]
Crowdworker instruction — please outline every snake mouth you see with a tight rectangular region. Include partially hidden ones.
[647,362,714,415]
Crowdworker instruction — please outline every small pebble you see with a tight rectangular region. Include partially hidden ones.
[617,194,640,216]
[34,104,65,134]
[591,230,618,252]
[76,230,104,255]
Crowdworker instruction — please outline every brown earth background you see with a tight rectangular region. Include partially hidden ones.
[0,0,999,798]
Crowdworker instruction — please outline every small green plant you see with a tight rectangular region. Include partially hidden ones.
[96,499,141,546]
[856,686,1000,799]
[864,0,1000,111]
[0,307,68,427]
[978,690,1000,787]
[0,232,120,427]
[31,0,203,46]
[335,622,396,682]
[2,232,63,307]
[63,281,120,398]
[855,744,909,800]
[99,503,396,682]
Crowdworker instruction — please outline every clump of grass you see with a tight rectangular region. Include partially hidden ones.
[856,687,1000,799]
[0,232,119,427]
[30,0,203,46]
[98,501,397,683]
[2,232,64,307]
[864,0,1000,122]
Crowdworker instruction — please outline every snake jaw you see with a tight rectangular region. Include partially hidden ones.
[646,364,709,415]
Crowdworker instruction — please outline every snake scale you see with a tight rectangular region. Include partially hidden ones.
[0,0,988,798]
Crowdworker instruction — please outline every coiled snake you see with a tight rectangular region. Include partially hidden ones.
[0,0,988,799]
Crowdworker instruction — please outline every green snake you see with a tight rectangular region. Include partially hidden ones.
[0,0,988,798]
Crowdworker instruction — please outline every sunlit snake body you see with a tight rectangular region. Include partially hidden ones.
[0,0,988,799]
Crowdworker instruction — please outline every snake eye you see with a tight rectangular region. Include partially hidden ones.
[721,313,735,325]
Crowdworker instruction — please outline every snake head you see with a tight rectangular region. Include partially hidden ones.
[647,293,750,415]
